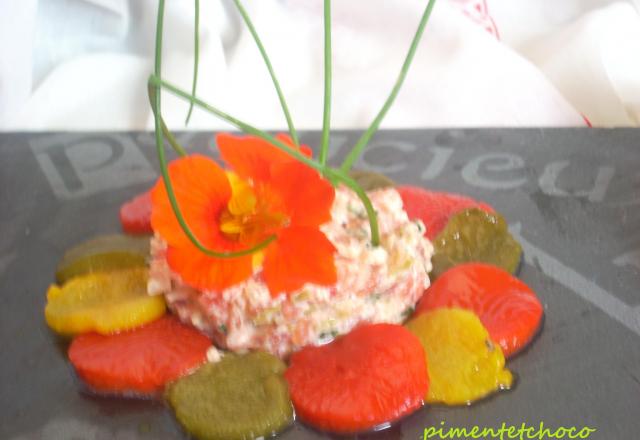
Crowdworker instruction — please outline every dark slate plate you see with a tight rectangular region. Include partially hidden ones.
[1,129,639,439]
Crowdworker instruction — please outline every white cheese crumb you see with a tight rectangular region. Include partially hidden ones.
[206,346,223,363]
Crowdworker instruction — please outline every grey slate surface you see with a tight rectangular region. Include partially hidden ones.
[0,129,638,439]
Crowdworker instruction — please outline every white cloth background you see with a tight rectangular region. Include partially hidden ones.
[1,0,639,131]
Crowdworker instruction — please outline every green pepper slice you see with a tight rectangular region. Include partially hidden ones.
[349,169,396,191]
[166,351,293,440]
[431,208,522,279]
[56,234,150,284]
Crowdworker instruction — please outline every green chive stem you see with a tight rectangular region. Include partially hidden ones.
[319,0,332,165]
[185,0,200,125]
[340,0,437,172]
[232,0,299,146]
[148,84,188,157]
[149,74,380,245]
[327,169,380,246]
[161,117,188,157]
[150,75,320,173]
[149,0,441,251]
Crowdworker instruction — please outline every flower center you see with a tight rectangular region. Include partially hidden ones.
[219,173,287,245]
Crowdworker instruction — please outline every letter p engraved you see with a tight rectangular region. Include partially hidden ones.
[30,134,156,200]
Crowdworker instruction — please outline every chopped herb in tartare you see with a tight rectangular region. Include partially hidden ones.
[150,186,434,357]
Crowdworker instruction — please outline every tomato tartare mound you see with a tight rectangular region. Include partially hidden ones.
[148,187,433,357]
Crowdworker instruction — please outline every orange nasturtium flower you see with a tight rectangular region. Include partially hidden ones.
[151,133,337,296]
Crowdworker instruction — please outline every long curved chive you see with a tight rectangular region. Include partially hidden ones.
[153,0,276,259]
[232,0,299,146]
[184,0,200,125]
[326,169,380,246]
[148,85,187,157]
[340,0,437,173]
[151,0,440,252]
[319,0,332,166]
[149,74,381,246]
[150,75,320,173]
[161,118,188,157]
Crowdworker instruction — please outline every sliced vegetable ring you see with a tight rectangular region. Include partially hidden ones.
[406,308,513,405]
[285,323,428,433]
[431,207,522,278]
[45,268,165,335]
[55,234,150,284]
[166,351,293,440]
[69,315,211,395]
[416,263,543,357]
[119,189,153,234]
[349,169,396,191]
[397,185,493,240]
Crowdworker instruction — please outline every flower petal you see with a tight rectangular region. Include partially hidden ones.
[262,226,337,296]
[151,154,231,248]
[217,133,312,182]
[269,161,335,227]
[167,244,253,292]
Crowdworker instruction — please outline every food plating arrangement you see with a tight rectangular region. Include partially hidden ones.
[42,0,546,438]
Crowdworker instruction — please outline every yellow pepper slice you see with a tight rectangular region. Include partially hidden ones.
[45,268,165,335]
[406,308,513,405]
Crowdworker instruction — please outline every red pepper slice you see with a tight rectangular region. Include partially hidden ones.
[119,190,153,234]
[397,185,493,240]
[68,316,211,396]
[285,323,428,433]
